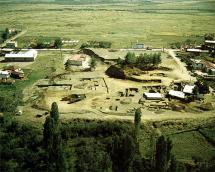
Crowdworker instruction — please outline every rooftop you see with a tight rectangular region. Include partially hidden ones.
[169,90,185,99]
[205,40,215,44]
[183,85,195,94]
[5,50,37,58]
[68,54,86,61]
[187,49,209,53]
[144,92,163,98]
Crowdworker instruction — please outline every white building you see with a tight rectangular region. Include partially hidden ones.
[5,50,38,62]
[66,54,90,69]
[0,71,10,79]
[183,85,195,94]
[143,92,163,100]
[168,90,185,99]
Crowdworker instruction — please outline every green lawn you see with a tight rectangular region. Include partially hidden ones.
[0,51,66,105]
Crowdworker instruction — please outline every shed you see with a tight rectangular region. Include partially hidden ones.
[143,92,163,100]
[0,71,10,79]
[183,85,195,94]
[5,50,38,62]
[6,41,18,48]
[168,90,185,99]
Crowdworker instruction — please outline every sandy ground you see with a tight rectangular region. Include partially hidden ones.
[19,50,215,124]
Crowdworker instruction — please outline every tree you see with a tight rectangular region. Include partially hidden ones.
[54,38,62,49]
[90,56,97,70]
[43,102,66,171]
[110,134,135,172]
[2,28,9,41]
[43,116,55,150]
[134,108,142,139]
[155,136,173,172]
[50,102,59,122]
[168,155,177,172]
[152,53,161,66]
[75,139,112,172]
[204,33,214,40]
[125,52,137,65]
[195,80,209,94]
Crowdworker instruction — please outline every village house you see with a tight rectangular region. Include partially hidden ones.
[5,49,38,62]
[66,54,90,69]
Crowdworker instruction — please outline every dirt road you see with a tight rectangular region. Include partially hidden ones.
[166,49,195,82]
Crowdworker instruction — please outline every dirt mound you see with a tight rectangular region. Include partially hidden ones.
[105,65,143,79]
[105,65,126,79]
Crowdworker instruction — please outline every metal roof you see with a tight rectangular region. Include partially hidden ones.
[183,85,195,94]
[169,90,185,99]
[5,50,37,58]
[205,40,215,44]
[144,92,163,98]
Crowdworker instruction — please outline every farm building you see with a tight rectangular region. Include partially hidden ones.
[66,54,90,69]
[6,41,18,48]
[143,92,163,100]
[5,50,38,62]
[133,43,144,49]
[168,90,185,99]
[186,49,209,54]
[0,71,10,79]
[205,40,215,50]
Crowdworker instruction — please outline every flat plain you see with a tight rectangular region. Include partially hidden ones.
[0,0,215,48]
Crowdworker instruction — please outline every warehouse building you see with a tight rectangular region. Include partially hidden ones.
[5,50,38,62]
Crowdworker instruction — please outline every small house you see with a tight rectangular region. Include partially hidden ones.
[133,43,144,49]
[66,54,90,69]
[0,71,10,79]
[5,49,38,62]
[143,92,163,100]
[6,41,18,49]
[191,59,205,70]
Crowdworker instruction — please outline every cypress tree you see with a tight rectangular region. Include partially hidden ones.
[134,108,142,139]
[43,116,55,150]
[50,102,59,122]
[155,136,173,172]
[43,102,66,171]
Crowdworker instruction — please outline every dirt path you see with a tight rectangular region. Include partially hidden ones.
[0,29,27,47]
[166,49,196,82]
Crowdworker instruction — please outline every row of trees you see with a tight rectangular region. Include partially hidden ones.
[134,108,177,172]
[80,40,112,49]
[2,102,214,172]
[30,38,62,49]
[118,52,162,70]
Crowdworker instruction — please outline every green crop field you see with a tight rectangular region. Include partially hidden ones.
[0,0,215,48]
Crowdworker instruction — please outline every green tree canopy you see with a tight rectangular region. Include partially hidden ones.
[54,38,63,48]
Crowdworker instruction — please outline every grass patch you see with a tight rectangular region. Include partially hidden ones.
[0,1,214,48]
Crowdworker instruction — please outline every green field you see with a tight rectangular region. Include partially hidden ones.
[0,0,215,48]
